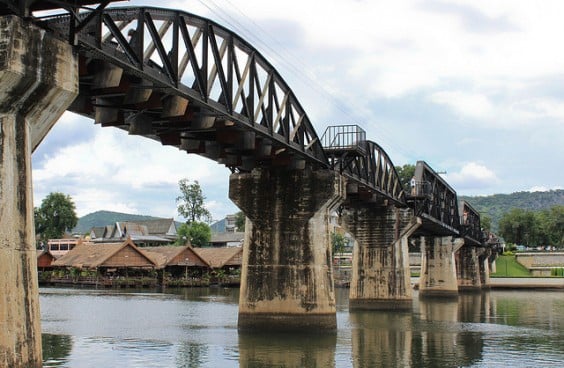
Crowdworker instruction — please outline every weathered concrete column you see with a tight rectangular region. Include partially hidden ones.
[479,248,491,289]
[342,205,421,310]
[229,168,344,331]
[456,246,482,291]
[0,16,78,367]
[419,236,464,298]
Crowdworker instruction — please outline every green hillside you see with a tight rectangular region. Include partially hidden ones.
[460,189,564,231]
[73,210,165,234]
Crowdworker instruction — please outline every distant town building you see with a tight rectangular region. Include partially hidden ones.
[210,214,238,233]
[209,232,244,247]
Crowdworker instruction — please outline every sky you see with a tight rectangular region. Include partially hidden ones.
[31,0,564,222]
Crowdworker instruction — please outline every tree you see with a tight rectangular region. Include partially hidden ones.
[177,222,211,247]
[395,164,415,189]
[498,208,537,246]
[480,215,492,232]
[176,179,212,223]
[331,232,347,256]
[234,211,245,232]
[35,192,78,242]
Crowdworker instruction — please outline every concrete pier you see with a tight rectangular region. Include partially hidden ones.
[0,16,77,367]
[419,236,464,298]
[229,169,344,331]
[343,205,420,310]
[456,246,482,291]
[479,249,491,289]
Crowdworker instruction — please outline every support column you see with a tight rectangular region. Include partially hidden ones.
[479,249,491,289]
[343,205,421,310]
[456,246,482,291]
[419,236,464,298]
[0,16,77,367]
[229,169,344,331]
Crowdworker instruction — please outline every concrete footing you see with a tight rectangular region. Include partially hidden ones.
[0,15,78,368]
[229,169,344,331]
[418,236,464,298]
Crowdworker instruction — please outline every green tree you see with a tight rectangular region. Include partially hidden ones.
[395,164,415,189]
[235,211,245,232]
[34,192,78,242]
[331,232,347,256]
[498,208,538,246]
[176,179,212,223]
[177,222,211,247]
[538,205,564,246]
[480,215,492,232]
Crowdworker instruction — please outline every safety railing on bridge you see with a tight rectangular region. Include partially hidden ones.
[321,125,366,155]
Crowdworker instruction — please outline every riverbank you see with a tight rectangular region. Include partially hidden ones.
[489,277,564,289]
[410,277,564,290]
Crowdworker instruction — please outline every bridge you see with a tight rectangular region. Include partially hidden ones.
[0,1,496,366]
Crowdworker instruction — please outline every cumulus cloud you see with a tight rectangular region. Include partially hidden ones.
[33,121,235,220]
[445,162,499,191]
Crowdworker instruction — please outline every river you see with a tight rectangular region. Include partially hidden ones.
[40,287,564,367]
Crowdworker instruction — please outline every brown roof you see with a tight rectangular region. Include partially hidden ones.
[52,238,156,269]
[193,247,243,268]
[143,245,210,268]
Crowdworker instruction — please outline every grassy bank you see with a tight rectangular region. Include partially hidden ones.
[491,255,531,277]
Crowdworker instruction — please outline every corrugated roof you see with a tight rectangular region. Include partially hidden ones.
[194,247,243,268]
[52,238,156,269]
[136,219,176,235]
[210,232,245,244]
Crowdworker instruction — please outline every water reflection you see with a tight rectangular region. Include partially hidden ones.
[350,311,413,367]
[416,294,483,367]
[238,331,337,368]
[39,288,564,367]
[42,334,72,367]
[175,341,209,368]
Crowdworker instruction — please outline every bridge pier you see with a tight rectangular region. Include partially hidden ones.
[342,205,420,310]
[418,236,464,298]
[479,248,492,289]
[229,169,344,331]
[456,246,482,291]
[0,16,78,367]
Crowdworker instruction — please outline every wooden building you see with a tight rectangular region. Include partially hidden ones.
[143,245,210,278]
[194,246,243,270]
[52,238,157,276]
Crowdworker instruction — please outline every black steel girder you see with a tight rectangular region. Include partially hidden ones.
[408,160,460,236]
[40,6,328,171]
[459,200,483,246]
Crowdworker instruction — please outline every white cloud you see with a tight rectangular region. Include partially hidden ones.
[528,186,563,192]
[445,162,499,191]
[430,91,494,119]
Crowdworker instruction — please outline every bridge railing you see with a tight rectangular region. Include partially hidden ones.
[321,125,366,152]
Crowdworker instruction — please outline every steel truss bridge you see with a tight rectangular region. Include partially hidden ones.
[2,1,486,246]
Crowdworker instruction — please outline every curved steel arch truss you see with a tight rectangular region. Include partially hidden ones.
[322,125,406,205]
[42,6,328,170]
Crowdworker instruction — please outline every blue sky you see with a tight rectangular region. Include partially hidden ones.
[32,0,564,221]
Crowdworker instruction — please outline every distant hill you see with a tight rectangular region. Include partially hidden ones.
[73,210,166,234]
[460,189,564,231]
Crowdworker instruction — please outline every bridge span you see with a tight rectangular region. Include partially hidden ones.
[0,1,496,366]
